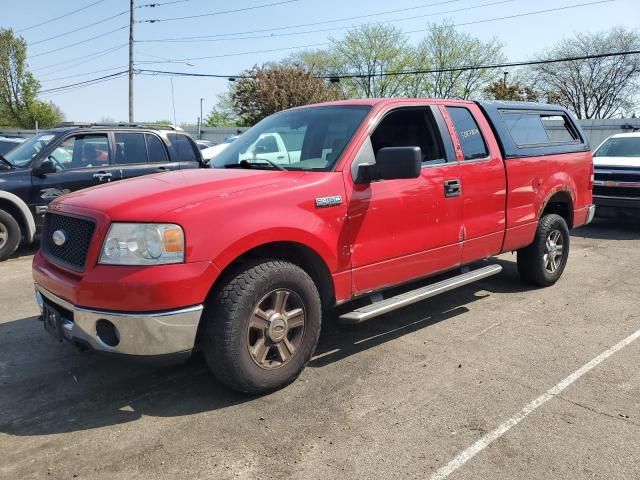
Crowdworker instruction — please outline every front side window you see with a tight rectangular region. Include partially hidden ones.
[114,133,147,165]
[4,132,61,167]
[594,137,640,158]
[446,107,488,160]
[48,134,109,171]
[371,108,445,163]
[213,106,370,171]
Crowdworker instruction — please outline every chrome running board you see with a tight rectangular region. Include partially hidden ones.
[339,264,502,324]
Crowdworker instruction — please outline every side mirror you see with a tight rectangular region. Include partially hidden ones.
[356,146,421,183]
[32,158,57,177]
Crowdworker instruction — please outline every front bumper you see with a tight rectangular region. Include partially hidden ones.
[585,204,596,225]
[35,284,203,357]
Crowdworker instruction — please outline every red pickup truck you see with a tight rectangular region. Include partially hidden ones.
[33,99,594,393]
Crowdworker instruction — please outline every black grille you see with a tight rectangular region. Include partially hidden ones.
[42,213,96,271]
[593,186,640,198]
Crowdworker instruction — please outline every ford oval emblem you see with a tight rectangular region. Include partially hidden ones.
[52,229,66,247]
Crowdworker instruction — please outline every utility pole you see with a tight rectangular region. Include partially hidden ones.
[199,98,204,139]
[128,0,135,123]
[503,71,509,88]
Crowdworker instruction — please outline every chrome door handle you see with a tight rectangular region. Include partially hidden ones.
[93,172,112,182]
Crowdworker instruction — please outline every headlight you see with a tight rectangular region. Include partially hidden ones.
[99,223,184,265]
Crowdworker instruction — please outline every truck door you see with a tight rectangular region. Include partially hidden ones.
[441,104,507,263]
[346,106,464,294]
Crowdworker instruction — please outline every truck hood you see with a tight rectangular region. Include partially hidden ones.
[55,168,306,221]
[593,156,640,168]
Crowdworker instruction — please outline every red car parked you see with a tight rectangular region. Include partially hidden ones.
[33,99,594,393]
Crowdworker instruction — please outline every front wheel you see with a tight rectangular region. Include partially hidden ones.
[0,209,21,262]
[517,213,570,287]
[202,260,322,394]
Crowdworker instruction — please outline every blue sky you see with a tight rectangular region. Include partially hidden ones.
[2,0,638,124]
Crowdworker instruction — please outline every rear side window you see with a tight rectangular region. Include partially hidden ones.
[446,107,488,160]
[502,111,579,147]
[114,133,147,165]
[145,134,168,163]
[170,134,198,162]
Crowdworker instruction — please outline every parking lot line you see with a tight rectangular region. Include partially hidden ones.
[430,325,640,480]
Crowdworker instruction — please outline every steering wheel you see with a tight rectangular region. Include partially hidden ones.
[47,155,65,171]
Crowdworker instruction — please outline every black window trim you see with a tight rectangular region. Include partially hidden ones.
[500,109,582,148]
[445,105,491,163]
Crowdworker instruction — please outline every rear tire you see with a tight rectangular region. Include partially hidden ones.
[517,214,570,287]
[0,209,21,262]
[202,260,322,394]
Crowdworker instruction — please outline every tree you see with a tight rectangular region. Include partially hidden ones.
[204,93,243,127]
[0,28,64,128]
[328,24,413,98]
[532,27,640,118]
[229,65,342,125]
[484,79,539,102]
[410,22,506,99]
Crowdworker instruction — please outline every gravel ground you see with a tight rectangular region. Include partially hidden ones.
[1,217,639,480]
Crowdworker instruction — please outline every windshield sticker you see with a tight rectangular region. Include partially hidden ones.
[39,135,55,142]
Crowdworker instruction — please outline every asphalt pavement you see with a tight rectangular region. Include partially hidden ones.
[1,217,639,480]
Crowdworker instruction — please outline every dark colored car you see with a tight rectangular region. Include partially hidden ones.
[0,136,25,156]
[0,124,203,260]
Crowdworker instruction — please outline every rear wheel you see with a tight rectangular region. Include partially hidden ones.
[202,260,322,394]
[0,209,21,262]
[517,213,570,287]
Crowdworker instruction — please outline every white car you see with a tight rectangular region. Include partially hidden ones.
[592,132,640,219]
[201,142,230,162]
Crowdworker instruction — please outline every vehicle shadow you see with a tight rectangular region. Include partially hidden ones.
[572,217,640,240]
[9,240,39,260]
[0,258,530,437]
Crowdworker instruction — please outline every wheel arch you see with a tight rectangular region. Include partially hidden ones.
[210,241,336,309]
[0,191,36,243]
[541,190,574,228]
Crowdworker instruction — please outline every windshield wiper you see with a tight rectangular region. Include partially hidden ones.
[225,159,287,171]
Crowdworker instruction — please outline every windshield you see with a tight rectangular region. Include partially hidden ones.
[594,137,640,158]
[4,132,61,167]
[213,106,370,171]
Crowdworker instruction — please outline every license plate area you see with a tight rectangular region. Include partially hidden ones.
[42,300,73,342]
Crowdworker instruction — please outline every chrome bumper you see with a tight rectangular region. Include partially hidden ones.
[585,204,596,225]
[35,284,203,356]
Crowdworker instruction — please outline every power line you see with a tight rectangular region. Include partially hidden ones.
[40,65,130,84]
[40,71,129,94]
[134,0,613,64]
[39,75,129,98]
[29,10,129,46]
[135,42,329,64]
[137,50,640,80]
[32,44,128,74]
[139,0,516,44]
[16,0,106,33]
[138,0,467,42]
[139,0,300,23]
[28,26,129,59]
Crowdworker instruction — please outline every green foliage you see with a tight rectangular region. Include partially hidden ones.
[484,80,539,102]
[204,93,244,127]
[0,28,64,128]
[229,65,343,125]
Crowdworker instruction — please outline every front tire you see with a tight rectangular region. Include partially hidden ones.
[517,214,570,287]
[0,209,21,262]
[202,260,322,394]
